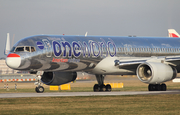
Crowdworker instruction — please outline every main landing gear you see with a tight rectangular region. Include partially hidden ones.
[148,83,166,91]
[93,75,112,92]
[34,71,45,93]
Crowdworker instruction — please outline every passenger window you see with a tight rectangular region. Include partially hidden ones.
[120,47,122,51]
[121,48,124,52]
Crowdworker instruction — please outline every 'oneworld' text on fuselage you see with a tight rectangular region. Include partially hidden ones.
[47,38,116,58]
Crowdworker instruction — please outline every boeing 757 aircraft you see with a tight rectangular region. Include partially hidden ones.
[5,31,180,93]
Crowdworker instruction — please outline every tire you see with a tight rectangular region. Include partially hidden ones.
[35,87,39,93]
[148,84,154,91]
[156,84,161,91]
[93,84,100,92]
[36,86,44,93]
[105,84,112,92]
[161,84,166,91]
[100,84,106,91]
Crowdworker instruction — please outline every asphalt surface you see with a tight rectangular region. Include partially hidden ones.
[0,90,180,98]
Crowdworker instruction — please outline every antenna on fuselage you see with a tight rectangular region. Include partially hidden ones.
[85,32,88,37]
[4,33,10,55]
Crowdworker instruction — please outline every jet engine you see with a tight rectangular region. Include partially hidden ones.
[136,62,177,84]
[41,71,77,85]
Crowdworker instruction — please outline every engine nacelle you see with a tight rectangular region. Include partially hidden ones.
[136,62,177,84]
[41,71,77,85]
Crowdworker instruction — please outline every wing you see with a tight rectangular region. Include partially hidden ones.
[92,56,180,75]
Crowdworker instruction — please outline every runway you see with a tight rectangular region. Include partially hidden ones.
[0,90,180,98]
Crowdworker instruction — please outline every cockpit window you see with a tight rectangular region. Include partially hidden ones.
[25,47,30,52]
[13,46,36,52]
[31,47,35,52]
[15,47,24,52]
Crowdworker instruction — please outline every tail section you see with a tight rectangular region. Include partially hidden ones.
[4,33,10,55]
[168,29,180,37]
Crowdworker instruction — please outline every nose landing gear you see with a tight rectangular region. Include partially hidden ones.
[34,71,45,93]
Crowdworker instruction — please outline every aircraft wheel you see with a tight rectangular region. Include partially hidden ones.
[93,84,100,92]
[156,84,161,91]
[161,83,166,91]
[105,84,112,92]
[36,86,44,93]
[100,84,106,91]
[148,84,154,91]
[35,87,39,93]
[148,84,157,91]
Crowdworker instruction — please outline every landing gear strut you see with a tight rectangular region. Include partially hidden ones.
[35,71,45,93]
[148,83,166,91]
[93,75,112,92]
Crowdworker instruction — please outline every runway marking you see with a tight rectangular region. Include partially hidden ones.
[0,90,180,98]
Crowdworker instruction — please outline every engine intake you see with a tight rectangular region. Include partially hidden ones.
[41,71,77,85]
[137,62,177,84]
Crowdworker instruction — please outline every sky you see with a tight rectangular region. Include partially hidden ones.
[0,0,180,58]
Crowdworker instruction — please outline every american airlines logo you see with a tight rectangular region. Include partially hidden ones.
[36,41,44,49]
[52,58,80,63]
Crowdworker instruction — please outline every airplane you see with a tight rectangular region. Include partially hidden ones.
[5,32,180,93]
[168,29,180,37]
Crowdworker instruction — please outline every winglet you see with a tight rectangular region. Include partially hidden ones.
[168,29,180,37]
[4,33,10,55]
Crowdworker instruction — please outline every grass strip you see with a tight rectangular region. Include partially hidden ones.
[0,94,180,115]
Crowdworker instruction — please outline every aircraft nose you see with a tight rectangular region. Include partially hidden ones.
[6,53,21,69]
